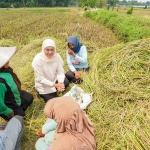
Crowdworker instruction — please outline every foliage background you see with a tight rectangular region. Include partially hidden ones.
[0,0,150,8]
[0,7,150,150]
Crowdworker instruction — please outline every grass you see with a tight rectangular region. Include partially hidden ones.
[0,8,150,150]
[114,7,150,18]
[0,7,70,12]
[0,8,120,46]
[84,9,150,42]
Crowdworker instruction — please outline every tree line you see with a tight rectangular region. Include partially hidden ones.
[0,0,78,8]
[79,0,150,8]
[0,0,149,8]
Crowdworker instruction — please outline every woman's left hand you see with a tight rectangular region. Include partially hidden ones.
[55,83,65,92]
[57,83,65,92]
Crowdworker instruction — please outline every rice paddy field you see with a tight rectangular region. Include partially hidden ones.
[0,7,150,150]
[116,7,150,18]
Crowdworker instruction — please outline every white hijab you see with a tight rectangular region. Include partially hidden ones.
[40,39,63,64]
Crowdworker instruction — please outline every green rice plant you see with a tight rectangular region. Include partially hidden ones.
[84,9,150,42]
[127,7,133,15]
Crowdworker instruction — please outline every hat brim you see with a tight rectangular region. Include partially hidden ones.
[0,47,16,68]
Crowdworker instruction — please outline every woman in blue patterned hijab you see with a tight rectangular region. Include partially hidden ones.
[67,36,82,54]
[66,36,89,84]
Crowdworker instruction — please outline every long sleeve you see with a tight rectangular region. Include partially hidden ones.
[32,55,54,87]
[0,83,12,116]
[75,46,88,64]
[56,62,65,83]
[42,118,57,134]
[32,53,66,94]
[67,52,76,72]
[66,46,88,72]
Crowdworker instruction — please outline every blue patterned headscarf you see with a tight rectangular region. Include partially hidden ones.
[67,36,82,54]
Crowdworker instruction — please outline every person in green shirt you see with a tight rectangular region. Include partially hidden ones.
[0,47,33,120]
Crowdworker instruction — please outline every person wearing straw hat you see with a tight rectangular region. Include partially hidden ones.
[0,47,33,120]
[0,115,24,150]
[32,39,69,102]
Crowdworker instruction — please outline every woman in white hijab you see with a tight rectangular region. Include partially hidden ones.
[32,39,69,102]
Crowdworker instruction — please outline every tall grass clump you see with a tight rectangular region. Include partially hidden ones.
[127,7,133,15]
[84,9,150,42]
[93,39,150,101]
[87,38,150,149]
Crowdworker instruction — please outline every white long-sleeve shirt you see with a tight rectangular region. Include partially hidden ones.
[32,53,65,94]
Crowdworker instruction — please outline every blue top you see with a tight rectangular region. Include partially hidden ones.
[67,45,88,72]
[67,36,82,54]
[0,117,22,150]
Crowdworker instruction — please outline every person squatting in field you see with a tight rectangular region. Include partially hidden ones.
[66,36,89,84]
[32,39,69,102]
[0,47,33,120]
[36,96,96,150]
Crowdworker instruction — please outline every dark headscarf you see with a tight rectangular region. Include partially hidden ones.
[67,36,82,54]
[0,67,21,93]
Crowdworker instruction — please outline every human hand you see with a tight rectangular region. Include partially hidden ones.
[38,130,45,139]
[7,110,14,119]
[54,83,65,92]
[0,127,5,130]
[68,49,76,57]
[58,83,65,92]
[74,71,81,79]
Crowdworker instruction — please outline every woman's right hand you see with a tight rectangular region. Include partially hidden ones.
[74,71,81,79]
[38,130,45,139]
[7,110,14,119]
[68,49,76,57]
[53,83,65,92]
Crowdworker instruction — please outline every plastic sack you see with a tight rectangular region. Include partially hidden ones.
[63,85,93,109]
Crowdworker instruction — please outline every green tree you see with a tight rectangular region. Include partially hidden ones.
[97,0,106,8]
[79,0,106,8]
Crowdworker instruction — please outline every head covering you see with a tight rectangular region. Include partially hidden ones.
[40,39,63,64]
[44,96,96,150]
[0,67,21,93]
[0,47,16,68]
[67,36,82,54]
[0,47,21,93]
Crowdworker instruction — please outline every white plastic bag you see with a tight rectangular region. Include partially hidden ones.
[63,85,93,109]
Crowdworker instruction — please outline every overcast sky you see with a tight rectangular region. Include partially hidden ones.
[127,0,149,2]
[138,0,149,2]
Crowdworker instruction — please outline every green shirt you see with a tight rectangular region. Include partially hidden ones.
[0,72,21,116]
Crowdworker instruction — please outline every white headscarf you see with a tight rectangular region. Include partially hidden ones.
[40,39,63,64]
